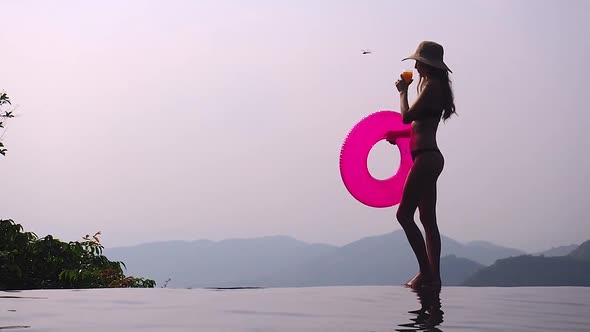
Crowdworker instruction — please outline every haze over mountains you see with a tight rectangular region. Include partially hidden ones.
[102,230,588,289]
[533,244,580,257]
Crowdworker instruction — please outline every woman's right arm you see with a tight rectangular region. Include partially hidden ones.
[398,79,439,124]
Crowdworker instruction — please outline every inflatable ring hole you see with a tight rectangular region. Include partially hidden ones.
[367,139,402,180]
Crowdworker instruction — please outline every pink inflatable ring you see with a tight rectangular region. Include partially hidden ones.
[339,110,413,208]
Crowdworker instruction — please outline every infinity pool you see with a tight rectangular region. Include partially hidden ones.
[1,286,589,331]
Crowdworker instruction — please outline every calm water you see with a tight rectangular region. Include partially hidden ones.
[1,286,589,331]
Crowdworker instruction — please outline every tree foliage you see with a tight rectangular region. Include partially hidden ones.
[0,91,15,156]
[0,219,156,290]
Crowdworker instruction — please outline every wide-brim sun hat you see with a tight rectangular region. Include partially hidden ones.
[402,41,452,73]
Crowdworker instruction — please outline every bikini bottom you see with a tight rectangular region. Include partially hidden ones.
[410,148,441,161]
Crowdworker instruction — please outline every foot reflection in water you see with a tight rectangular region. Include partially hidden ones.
[396,287,444,331]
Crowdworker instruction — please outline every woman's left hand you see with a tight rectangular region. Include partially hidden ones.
[395,74,412,93]
[385,131,397,145]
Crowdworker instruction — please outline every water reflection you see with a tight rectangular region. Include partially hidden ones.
[396,287,444,331]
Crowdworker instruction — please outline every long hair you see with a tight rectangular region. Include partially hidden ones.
[417,65,456,121]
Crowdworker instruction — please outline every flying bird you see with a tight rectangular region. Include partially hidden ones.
[361,49,372,55]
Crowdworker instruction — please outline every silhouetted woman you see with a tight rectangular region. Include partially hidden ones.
[387,41,456,289]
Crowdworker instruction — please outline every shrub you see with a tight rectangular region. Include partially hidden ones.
[0,219,155,290]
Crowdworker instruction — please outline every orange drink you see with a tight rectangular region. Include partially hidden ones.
[402,70,413,83]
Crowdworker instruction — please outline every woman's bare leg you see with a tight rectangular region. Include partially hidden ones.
[397,151,444,289]
[396,157,433,288]
[418,152,444,288]
[419,182,442,288]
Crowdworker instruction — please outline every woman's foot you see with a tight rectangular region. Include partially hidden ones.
[404,272,441,290]
[404,272,425,288]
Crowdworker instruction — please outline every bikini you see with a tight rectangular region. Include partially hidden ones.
[411,148,441,161]
[410,111,443,161]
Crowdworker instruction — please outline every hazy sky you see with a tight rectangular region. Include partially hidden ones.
[1,0,589,252]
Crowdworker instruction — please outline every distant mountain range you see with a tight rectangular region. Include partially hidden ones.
[568,240,590,261]
[464,240,590,286]
[104,230,536,288]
